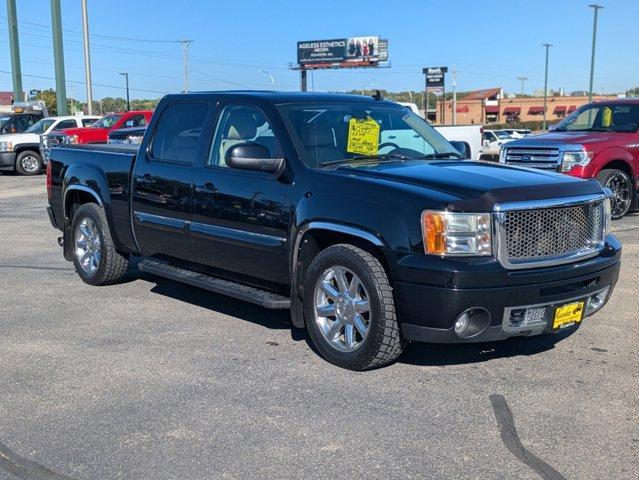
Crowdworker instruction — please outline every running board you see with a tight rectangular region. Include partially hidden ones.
[138,258,290,309]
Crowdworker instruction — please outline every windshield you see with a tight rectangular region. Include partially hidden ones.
[0,117,9,128]
[554,103,639,133]
[91,113,122,129]
[279,102,459,168]
[494,130,512,139]
[26,118,56,134]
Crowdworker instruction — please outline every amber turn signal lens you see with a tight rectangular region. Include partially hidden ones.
[422,212,446,254]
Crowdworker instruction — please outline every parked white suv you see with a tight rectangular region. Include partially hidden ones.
[0,115,99,175]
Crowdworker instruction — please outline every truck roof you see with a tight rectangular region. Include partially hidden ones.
[165,90,397,105]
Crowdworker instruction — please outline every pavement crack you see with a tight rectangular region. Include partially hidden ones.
[489,394,567,480]
[0,441,78,480]
[0,265,72,272]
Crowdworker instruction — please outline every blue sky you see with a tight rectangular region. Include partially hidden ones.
[0,0,637,100]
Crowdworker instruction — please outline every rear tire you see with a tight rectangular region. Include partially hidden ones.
[71,203,129,285]
[303,244,405,370]
[15,150,42,175]
[597,168,633,219]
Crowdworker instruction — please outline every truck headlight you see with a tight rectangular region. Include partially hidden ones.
[0,141,13,152]
[421,211,492,256]
[561,149,592,172]
[499,147,507,163]
[63,134,79,144]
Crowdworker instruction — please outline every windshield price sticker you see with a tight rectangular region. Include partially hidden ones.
[347,117,380,156]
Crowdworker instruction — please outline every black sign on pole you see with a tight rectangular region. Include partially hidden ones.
[423,66,447,122]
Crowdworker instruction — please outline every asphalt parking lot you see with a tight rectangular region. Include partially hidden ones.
[0,174,637,480]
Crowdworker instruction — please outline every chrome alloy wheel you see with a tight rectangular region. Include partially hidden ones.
[21,154,39,173]
[606,172,632,218]
[75,218,102,275]
[314,266,371,352]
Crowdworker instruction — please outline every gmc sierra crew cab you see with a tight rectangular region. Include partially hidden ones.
[501,99,639,219]
[46,91,621,370]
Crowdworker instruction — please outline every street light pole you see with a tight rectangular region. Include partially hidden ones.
[119,73,130,111]
[81,0,93,114]
[260,70,275,89]
[542,43,552,130]
[452,66,457,126]
[517,76,528,96]
[588,4,603,102]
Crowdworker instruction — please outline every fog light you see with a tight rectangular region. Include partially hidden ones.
[455,313,469,334]
[585,286,611,315]
[454,308,491,339]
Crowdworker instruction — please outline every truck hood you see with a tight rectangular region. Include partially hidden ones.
[508,131,633,149]
[330,159,603,209]
[0,132,39,143]
[59,126,107,136]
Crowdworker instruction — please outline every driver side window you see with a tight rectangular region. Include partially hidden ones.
[208,105,281,167]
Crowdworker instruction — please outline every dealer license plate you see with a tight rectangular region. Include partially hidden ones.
[553,301,585,330]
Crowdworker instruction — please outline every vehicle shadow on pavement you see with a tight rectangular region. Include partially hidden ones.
[146,276,297,334]
[400,329,577,367]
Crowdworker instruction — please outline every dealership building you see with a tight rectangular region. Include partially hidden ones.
[431,87,618,125]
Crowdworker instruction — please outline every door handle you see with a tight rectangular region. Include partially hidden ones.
[195,183,218,194]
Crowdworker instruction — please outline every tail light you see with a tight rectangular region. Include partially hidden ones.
[46,161,52,201]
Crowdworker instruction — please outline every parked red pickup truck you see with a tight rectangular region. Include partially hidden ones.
[500,99,639,218]
[41,110,153,161]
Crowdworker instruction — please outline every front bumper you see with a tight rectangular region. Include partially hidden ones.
[0,151,16,170]
[394,236,621,343]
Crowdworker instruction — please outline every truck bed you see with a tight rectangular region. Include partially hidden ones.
[48,144,139,254]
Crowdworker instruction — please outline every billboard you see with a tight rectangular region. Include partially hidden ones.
[297,36,386,68]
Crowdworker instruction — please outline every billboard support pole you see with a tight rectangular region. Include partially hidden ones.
[300,69,307,92]
[50,0,67,115]
[441,82,446,125]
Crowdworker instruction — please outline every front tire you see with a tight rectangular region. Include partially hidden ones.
[71,203,129,285]
[15,150,42,175]
[597,168,633,219]
[303,244,405,370]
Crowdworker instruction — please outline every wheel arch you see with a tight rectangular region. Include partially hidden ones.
[598,158,634,179]
[291,221,393,300]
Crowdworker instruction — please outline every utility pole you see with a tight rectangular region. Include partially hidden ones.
[452,66,457,126]
[81,0,93,114]
[517,76,528,96]
[6,0,23,103]
[50,0,67,115]
[588,4,603,102]
[119,73,130,111]
[542,43,552,130]
[180,40,194,92]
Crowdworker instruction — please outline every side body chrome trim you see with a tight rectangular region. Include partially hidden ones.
[133,211,187,232]
[189,221,286,249]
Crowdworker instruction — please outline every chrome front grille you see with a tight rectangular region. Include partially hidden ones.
[41,134,64,162]
[504,147,560,170]
[495,197,606,269]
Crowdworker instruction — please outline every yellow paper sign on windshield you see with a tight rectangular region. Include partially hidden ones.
[602,107,612,127]
[347,117,380,156]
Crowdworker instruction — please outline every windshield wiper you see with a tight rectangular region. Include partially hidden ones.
[320,153,408,166]
[420,151,464,159]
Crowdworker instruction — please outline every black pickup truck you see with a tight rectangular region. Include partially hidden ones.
[46,91,621,370]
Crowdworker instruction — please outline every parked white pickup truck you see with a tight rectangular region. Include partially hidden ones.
[0,115,99,175]
[478,129,516,161]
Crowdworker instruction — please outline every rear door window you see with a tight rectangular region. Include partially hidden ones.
[151,102,209,164]
[55,119,77,130]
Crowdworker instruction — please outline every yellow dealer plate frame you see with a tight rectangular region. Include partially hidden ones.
[552,301,585,330]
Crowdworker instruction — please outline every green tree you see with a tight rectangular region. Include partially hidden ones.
[36,89,57,115]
